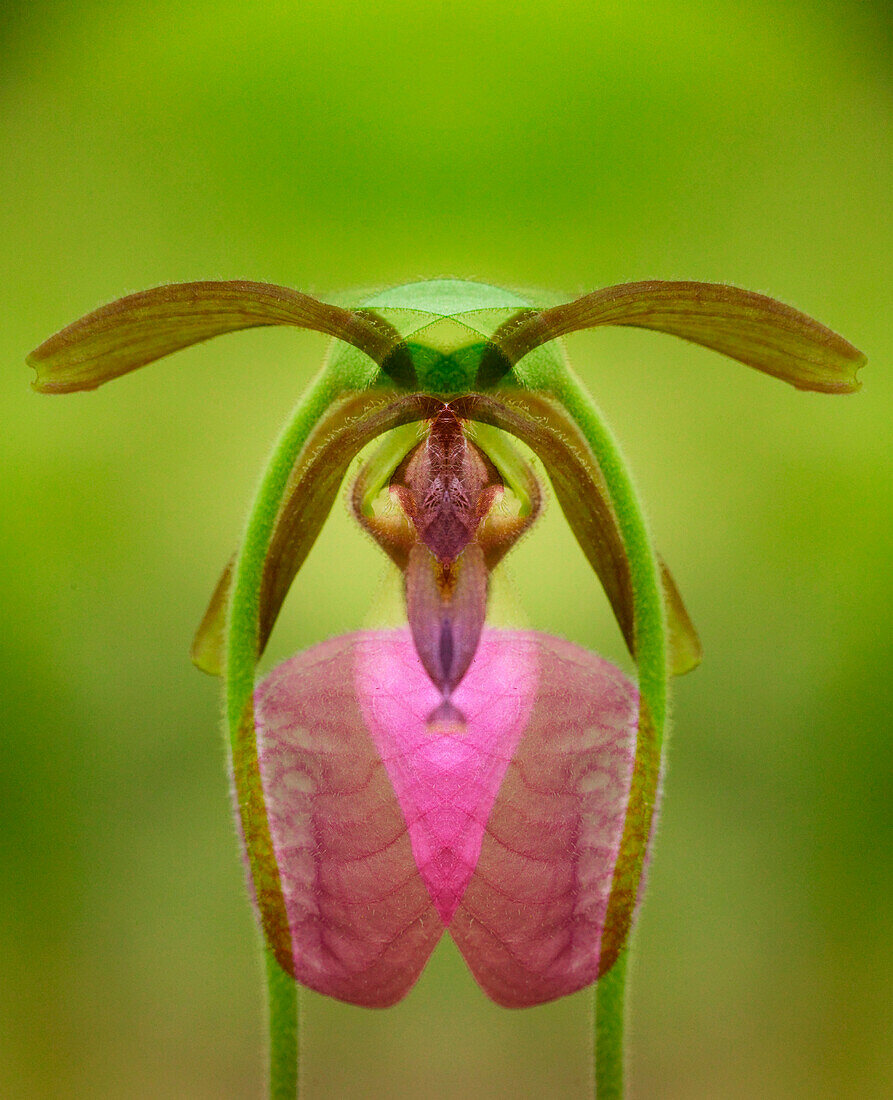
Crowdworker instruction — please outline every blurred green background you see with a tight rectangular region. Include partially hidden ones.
[1,1,890,1096]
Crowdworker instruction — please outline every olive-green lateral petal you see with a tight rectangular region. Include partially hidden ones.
[28,280,403,392]
[497,281,865,394]
[454,391,701,675]
[192,392,435,675]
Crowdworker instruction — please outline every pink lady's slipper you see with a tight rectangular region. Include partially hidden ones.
[29,278,864,1096]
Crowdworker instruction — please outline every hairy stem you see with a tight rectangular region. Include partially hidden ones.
[530,366,667,1096]
[225,356,381,1098]
[594,948,630,1099]
[266,945,300,1098]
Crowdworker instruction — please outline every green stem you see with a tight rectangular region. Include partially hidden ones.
[534,369,666,1098]
[594,947,630,1099]
[559,374,663,1100]
[551,370,667,731]
[225,356,382,1099]
[266,945,300,1099]
[226,367,355,732]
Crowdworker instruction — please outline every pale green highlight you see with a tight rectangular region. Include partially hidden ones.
[354,422,425,522]
[469,422,539,516]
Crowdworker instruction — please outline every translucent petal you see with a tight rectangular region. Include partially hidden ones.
[253,628,639,1007]
[254,634,443,1007]
[446,633,639,1006]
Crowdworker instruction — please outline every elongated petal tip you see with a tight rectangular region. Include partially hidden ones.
[27,280,405,393]
[497,281,866,395]
[28,351,97,394]
[785,333,865,394]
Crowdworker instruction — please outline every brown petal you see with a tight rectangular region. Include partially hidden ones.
[454,392,701,676]
[192,393,435,674]
[28,280,405,393]
[494,281,865,393]
[659,558,702,675]
[190,555,235,676]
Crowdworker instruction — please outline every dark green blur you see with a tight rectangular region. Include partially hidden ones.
[1,2,889,1096]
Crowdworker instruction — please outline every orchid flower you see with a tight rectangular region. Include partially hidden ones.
[29,278,864,1097]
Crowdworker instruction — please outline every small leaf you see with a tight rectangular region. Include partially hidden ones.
[495,281,865,393]
[660,559,702,675]
[190,555,234,676]
[28,280,405,392]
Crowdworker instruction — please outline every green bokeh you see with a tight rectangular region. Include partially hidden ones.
[2,2,889,1096]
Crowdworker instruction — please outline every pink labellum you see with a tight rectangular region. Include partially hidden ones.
[252,635,442,1008]
[447,635,640,1006]
[254,628,639,1008]
[354,628,539,924]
